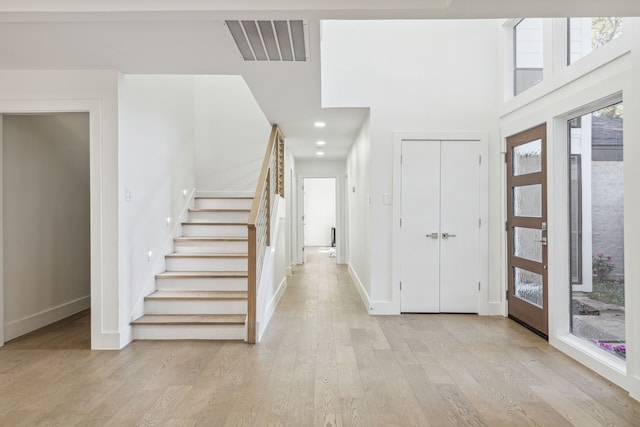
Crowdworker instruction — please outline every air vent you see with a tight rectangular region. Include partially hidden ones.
[225,20,308,62]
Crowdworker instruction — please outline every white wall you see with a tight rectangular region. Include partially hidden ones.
[322,20,502,313]
[303,178,336,246]
[257,198,287,341]
[194,75,272,193]
[0,70,120,349]
[2,113,90,340]
[118,75,197,340]
[346,114,372,303]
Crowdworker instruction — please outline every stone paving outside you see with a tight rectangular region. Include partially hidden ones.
[572,292,625,359]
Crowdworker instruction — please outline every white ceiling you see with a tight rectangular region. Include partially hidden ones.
[0,1,639,160]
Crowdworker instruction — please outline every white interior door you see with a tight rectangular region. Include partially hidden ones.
[400,141,441,312]
[400,139,480,313]
[440,141,480,312]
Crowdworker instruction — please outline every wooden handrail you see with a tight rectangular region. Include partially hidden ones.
[246,124,284,344]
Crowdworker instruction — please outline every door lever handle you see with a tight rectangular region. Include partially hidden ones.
[442,232,456,239]
[534,237,548,246]
[426,232,439,239]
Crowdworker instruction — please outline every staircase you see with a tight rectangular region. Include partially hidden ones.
[131,195,253,341]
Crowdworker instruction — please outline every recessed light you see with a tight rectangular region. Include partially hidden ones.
[314,121,326,128]
[316,151,325,156]
[316,140,326,146]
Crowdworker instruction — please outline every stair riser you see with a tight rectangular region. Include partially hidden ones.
[165,257,247,272]
[144,299,247,315]
[188,211,249,223]
[195,198,252,210]
[182,224,247,238]
[173,240,248,254]
[156,277,248,292]
[132,324,246,340]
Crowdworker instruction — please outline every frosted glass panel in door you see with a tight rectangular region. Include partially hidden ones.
[514,227,542,263]
[513,184,542,217]
[513,139,542,176]
[514,267,543,307]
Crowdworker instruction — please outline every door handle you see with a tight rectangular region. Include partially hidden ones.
[442,232,456,239]
[534,237,548,246]
[426,232,439,239]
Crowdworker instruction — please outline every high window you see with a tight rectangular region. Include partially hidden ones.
[569,102,625,360]
[568,18,622,65]
[514,18,544,95]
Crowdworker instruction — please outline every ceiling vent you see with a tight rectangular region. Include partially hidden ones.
[225,20,308,62]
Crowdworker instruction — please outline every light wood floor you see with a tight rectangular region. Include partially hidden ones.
[2,248,640,426]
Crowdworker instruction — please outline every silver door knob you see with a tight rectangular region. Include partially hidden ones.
[442,232,457,239]
[427,232,439,239]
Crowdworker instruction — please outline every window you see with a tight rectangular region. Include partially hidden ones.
[568,17,622,65]
[569,102,625,360]
[514,18,544,96]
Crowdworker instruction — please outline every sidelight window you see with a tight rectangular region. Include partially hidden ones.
[568,102,625,360]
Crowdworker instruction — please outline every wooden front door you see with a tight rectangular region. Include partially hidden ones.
[506,124,548,337]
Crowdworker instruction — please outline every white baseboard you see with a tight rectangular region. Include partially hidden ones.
[479,301,504,316]
[258,277,288,342]
[4,296,90,341]
[347,263,399,315]
[92,331,127,350]
[196,190,254,198]
[348,263,371,312]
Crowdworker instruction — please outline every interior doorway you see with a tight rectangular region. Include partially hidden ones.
[1,113,91,346]
[302,177,337,262]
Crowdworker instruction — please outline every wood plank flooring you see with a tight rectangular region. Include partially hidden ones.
[1,247,640,426]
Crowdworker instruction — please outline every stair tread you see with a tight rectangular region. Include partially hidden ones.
[132,314,246,325]
[195,196,253,199]
[146,290,247,300]
[174,237,248,242]
[188,208,250,212]
[182,221,247,226]
[156,271,248,278]
[166,253,247,258]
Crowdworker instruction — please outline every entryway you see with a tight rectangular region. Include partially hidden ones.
[301,177,337,262]
[1,113,91,346]
[505,124,548,337]
[399,139,485,313]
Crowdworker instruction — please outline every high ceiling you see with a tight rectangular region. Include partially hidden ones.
[0,1,639,159]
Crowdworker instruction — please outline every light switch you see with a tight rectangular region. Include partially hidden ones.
[383,193,392,205]
[124,187,133,201]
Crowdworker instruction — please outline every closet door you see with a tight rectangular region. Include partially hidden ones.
[400,140,441,312]
[400,139,480,313]
[439,141,480,313]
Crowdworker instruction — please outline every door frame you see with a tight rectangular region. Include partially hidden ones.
[295,169,346,265]
[392,131,491,315]
[0,99,115,349]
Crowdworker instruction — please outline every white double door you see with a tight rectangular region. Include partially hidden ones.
[400,140,480,313]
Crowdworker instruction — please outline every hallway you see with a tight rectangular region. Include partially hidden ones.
[1,248,639,426]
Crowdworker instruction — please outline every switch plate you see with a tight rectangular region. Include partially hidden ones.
[125,187,133,201]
